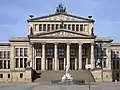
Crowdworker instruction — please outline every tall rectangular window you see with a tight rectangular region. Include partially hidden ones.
[80,24,83,31]
[68,24,71,30]
[47,24,50,31]
[103,58,106,68]
[15,48,19,56]
[8,60,10,69]
[20,73,23,78]
[4,60,6,69]
[16,58,19,68]
[113,60,115,69]
[20,58,23,68]
[24,48,28,56]
[36,48,41,56]
[0,51,2,59]
[51,24,54,30]
[43,24,46,31]
[39,24,42,31]
[8,74,10,78]
[7,51,10,59]
[0,74,3,78]
[59,49,65,57]
[20,48,23,56]
[56,24,59,30]
[70,48,76,56]
[3,51,7,59]
[47,49,53,57]
[72,24,75,31]
[64,24,67,29]
[0,60,2,69]
[24,58,27,68]
[76,24,79,31]
[117,60,119,69]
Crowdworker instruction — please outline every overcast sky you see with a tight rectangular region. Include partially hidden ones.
[0,0,120,43]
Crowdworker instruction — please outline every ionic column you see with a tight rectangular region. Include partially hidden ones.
[78,43,82,70]
[67,43,70,66]
[91,43,95,69]
[54,43,58,71]
[41,43,46,70]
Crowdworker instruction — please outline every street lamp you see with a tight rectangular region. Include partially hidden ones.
[86,64,91,90]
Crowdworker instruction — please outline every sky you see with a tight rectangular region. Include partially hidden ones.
[0,0,120,43]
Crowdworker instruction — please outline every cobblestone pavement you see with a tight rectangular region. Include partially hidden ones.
[0,82,120,90]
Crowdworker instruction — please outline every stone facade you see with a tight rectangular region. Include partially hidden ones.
[0,4,119,82]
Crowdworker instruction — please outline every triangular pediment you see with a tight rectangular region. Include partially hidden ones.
[34,29,93,38]
[28,13,94,22]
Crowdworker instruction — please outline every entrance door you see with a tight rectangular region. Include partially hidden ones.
[36,58,41,70]
[59,58,64,70]
[47,58,52,70]
[70,58,75,70]
[82,58,86,70]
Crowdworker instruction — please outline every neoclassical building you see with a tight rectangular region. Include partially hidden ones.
[0,4,120,82]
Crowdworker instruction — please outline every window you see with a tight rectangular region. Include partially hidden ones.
[68,24,71,30]
[20,58,23,68]
[8,60,10,69]
[20,48,23,56]
[60,24,62,29]
[20,73,23,78]
[3,51,7,59]
[39,24,42,31]
[116,52,119,58]
[70,48,76,56]
[0,74,3,78]
[7,51,10,59]
[35,24,38,31]
[36,48,42,56]
[8,74,10,78]
[4,60,6,69]
[76,24,79,31]
[43,24,46,31]
[51,24,54,30]
[80,24,83,31]
[0,51,2,59]
[72,24,75,31]
[64,24,67,29]
[24,48,28,56]
[102,48,106,56]
[47,24,50,31]
[59,49,65,56]
[94,48,98,57]
[0,60,2,69]
[24,58,27,68]
[82,48,87,56]
[112,51,116,58]
[56,24,59,30]
[15,48,19,56]
[47,49,53,57]
[16,58,19,68]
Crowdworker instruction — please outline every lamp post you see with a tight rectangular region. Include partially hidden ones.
[99,41,103,82]
[86,64,91,90]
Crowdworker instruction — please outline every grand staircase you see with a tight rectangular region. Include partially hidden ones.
[33,70,95,84]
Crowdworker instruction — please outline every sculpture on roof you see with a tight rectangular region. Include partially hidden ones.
[56,3,66,13]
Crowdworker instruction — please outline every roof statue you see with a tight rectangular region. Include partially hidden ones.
[56,3,66,13]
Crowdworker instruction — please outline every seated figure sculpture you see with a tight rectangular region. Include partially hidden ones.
[61,64,73,82]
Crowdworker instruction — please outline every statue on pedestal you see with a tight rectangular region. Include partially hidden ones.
[61,64,73,82]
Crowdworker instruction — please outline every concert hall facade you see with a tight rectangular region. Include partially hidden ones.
[0,4,120,82]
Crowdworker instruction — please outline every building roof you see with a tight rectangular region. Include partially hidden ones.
[27,12,95,23]
[95,38,113,42]
[9,37,29,42]
[0,42,10,46]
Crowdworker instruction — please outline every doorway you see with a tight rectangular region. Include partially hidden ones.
[47,58,53,70]
[59,58,64,70]
[36,58,41,70]
[70,58,75,70]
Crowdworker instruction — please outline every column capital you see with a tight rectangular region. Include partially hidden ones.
[78,42,83,45]
[41,42,46,45]
[66,42,71,45]
[54,42,58,45]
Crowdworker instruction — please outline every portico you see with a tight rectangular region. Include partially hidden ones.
[30,40,95,71]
